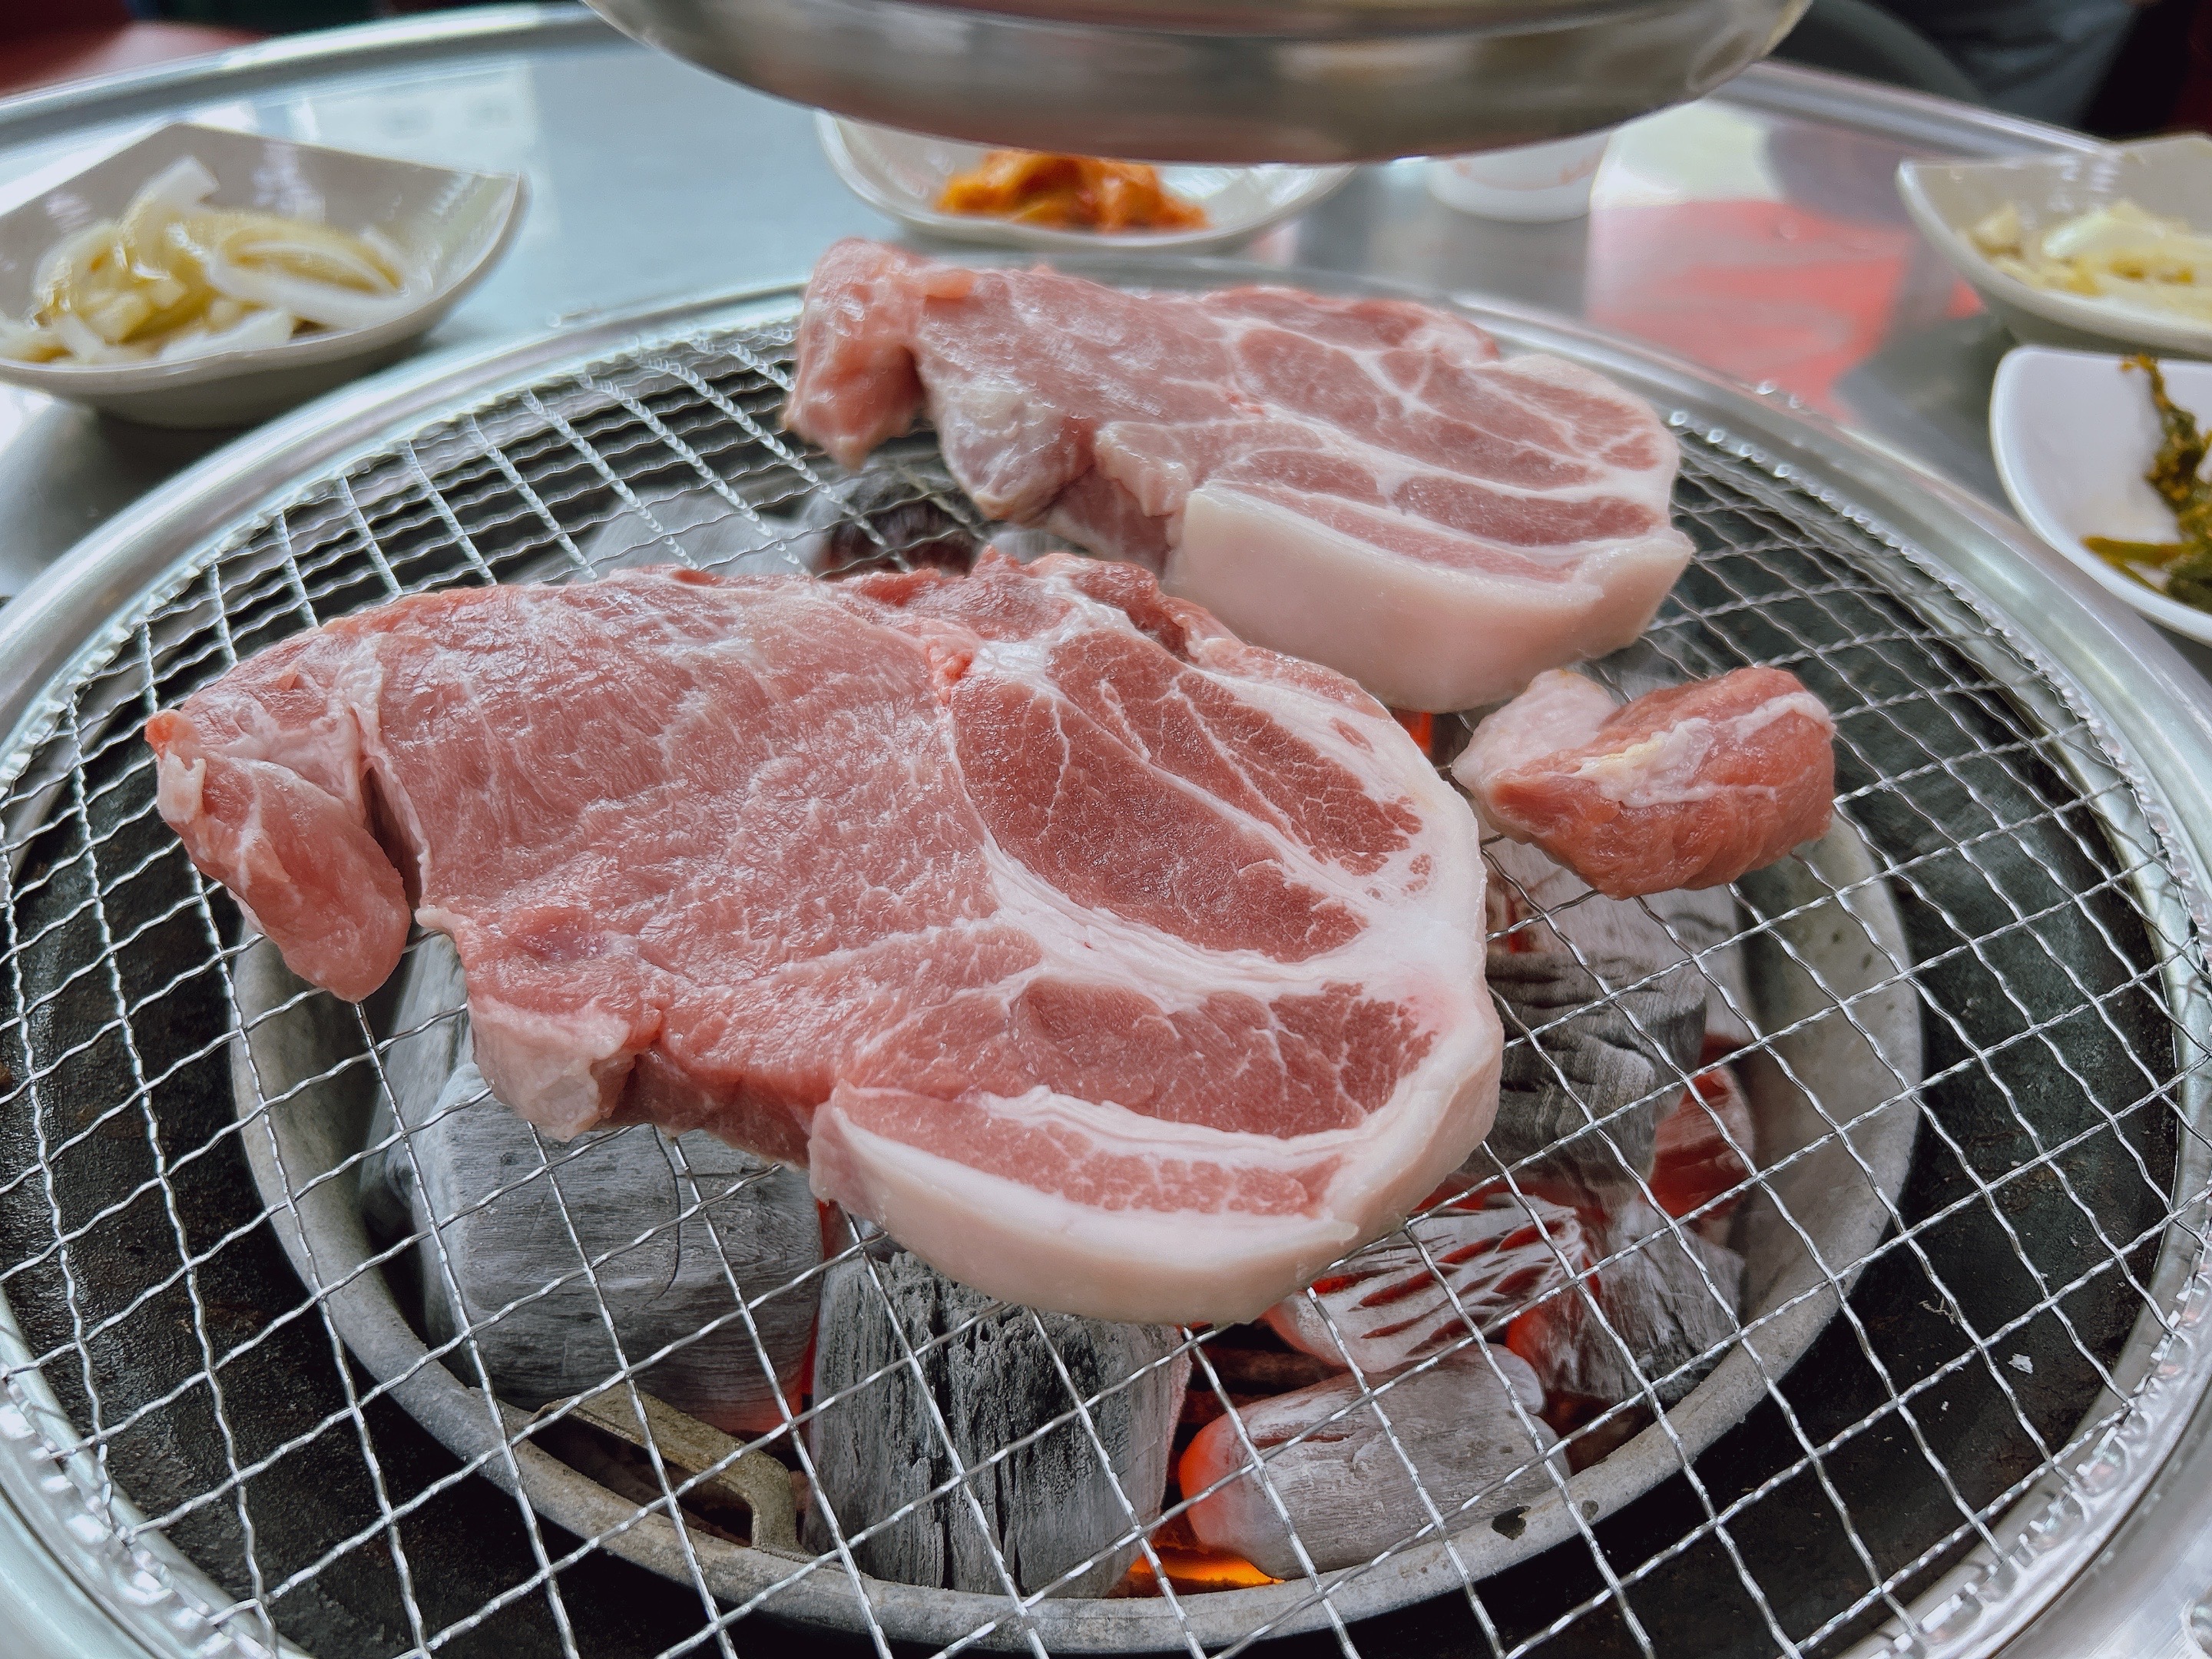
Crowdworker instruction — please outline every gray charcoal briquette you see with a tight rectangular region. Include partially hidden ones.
[360,939,821,1433]
[805,1248,1188,1598]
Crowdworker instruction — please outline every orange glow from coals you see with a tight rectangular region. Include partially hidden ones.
[1390,708,1435,757]
[1117,1544,1281,1595]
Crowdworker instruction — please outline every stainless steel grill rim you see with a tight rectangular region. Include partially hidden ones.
[0,279,2203,1659]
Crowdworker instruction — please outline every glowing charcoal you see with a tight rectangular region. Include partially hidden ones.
[1180,1346,1560,1575]
[805,1247,1188,1596]
[1263,1190,1584,1373]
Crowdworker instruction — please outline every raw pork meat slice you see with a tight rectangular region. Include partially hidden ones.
[785,240,1694,711]
[1452,667,1836,899]
[145,553,1500,1326]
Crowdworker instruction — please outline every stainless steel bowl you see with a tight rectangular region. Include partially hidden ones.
[578,0,1813,163]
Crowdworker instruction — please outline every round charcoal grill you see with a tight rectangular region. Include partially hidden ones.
[0,273,2207,1659]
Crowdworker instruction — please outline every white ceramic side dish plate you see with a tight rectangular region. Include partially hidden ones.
[816,115,1353,253]
[1898,134,2212,359]
[1893,135,2212,360]
[1989,344,2212,645]
[0,122,526,429]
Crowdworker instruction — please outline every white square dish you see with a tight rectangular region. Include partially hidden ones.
[1897,135,2212,359]
[816,115,1352,254]
[1988,343,2212,645]
[0,121,526,429]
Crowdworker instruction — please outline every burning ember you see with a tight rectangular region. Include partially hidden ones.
[1263,1191,1584,1372]
[1111,1515,1280,1595]
[1649,1061,1757,1235]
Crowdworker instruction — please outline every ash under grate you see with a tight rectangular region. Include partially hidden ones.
[0,313,2204,1659]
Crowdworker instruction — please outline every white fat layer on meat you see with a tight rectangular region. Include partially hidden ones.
[810,1102,1362,1326]
[153,751,205,830]
[1574,689,1833,807]
[806,1019,1502,1326]
[1168,492,1686,712]
[1455,668,1616,790]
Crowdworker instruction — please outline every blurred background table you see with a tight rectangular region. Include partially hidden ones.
[0,3,2154,642]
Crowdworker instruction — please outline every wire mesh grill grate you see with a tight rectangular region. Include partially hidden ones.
[0,311,2207,1659]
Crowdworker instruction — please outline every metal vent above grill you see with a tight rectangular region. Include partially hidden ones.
[0,287,2205,1659]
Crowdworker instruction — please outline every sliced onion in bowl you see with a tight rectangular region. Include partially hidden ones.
[124,155,219,220]
[48,310,150,364]
[0,320,65,364]
[189,230,420,331]
[156,307,298,362]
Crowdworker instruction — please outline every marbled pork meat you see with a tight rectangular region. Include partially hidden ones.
[146,553,1500,1325]
[785,240,1694,710]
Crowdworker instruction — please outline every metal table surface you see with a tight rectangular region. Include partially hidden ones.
[4,12,2212,1659]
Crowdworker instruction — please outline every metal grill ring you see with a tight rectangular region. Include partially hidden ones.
[0,283,2205,1659]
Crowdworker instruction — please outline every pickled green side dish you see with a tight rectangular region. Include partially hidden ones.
[2086,354,2212,611]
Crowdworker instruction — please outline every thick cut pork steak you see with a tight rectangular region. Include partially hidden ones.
[784,240,1694,711]
[146,554,1501,1324]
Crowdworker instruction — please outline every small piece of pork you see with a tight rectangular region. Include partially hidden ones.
[1455,667,1836,899]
